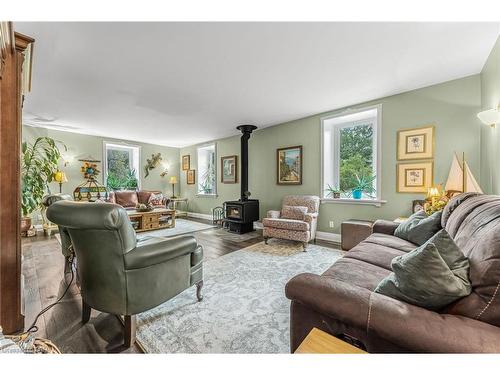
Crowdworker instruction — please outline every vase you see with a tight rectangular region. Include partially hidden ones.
[20,216,32,233]
[352,189,363,199]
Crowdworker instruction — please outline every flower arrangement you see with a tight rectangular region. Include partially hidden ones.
[424,185,449,215]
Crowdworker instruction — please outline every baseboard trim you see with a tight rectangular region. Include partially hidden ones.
[187,215,342,244]
[316,231,341,244]
[187,212,213,221]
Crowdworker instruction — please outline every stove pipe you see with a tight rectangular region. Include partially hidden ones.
[236,125,258,201]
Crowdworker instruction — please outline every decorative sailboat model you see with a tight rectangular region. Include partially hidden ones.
[445,152,483,197]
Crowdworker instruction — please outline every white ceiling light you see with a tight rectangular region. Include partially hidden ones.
[477,107,500,128]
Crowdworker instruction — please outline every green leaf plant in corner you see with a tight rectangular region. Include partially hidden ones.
[21,136,66,221]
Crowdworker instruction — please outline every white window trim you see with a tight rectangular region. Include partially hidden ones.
[102,141,142,190]
[196,142,217,197]
[320,104,384,206]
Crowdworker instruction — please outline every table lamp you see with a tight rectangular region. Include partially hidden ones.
[53,170,68,193]
[169,176,178,198]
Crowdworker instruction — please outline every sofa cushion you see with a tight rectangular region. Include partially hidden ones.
[344,240,409,271]
[262,218,309,231]
[322,257,391,291]
[375,229,472,310]
[363,233,417,253]
[137,190,162,204]
[394,210,442,245]
[114,190,139,208]
[441,194,500,326]
[281,205,308,220]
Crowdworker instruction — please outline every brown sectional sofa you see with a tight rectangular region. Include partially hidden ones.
[107,190,169,209]
[286,193,500,353]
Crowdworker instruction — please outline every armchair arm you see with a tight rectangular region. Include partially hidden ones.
[304,212,318,223]
[267,210,281,219]
[125,235,198,270]
[286,273,500,353]
[372,219,400,235]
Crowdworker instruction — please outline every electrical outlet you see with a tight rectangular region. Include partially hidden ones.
[329,221,335,228]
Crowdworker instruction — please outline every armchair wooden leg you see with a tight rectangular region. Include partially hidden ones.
[82,300,91,324]
[302,242,308,251]
[264,237,269,244]
[196,280,204,302]
[124,315,136,348]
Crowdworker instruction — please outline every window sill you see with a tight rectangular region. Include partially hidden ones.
[321,198,387,207]
[196,193,218,198]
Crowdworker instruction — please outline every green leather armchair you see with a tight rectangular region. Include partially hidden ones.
[42,194,74,273]
[46,200,204,347]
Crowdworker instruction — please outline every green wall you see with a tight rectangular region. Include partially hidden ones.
[480,37,500,194]
[180,75,482,234]
[22,126,180,203]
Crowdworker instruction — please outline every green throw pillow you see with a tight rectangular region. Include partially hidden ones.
[374,229,472,310]
[394,210,442,245]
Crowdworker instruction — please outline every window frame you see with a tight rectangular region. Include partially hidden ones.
[102,141,142,190]
[320,104,385,206]
[196,142,218,197]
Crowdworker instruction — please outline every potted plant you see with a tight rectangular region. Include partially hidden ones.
[325,184,342,199]
[352,173,376,199]
[21,137,65,233]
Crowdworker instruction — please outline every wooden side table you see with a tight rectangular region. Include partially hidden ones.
[295,328,366,354]
[168,198,188,217]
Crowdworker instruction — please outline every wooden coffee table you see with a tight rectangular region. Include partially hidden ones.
[295,328,367,354]
[127,208,176,232]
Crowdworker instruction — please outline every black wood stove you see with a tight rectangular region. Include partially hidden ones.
[223,125,259,234]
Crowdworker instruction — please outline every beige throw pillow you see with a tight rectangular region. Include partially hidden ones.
[281,205,308,220]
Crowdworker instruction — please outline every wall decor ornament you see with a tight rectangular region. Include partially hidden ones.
[397,161,433,193]
[182,155,190,171]
[144,152,162,178]
[187,169,196,185]
[397,125,434,160]
[221,155,238,184]
[74,157,109,201]
[277,145,302,185]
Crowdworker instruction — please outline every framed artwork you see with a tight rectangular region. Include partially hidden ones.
[187,169,195,185]
[182,155,190,171]
[397,162,433,193]
[397,125,434,160]
[277,145,302,185]
[221,155,238,184]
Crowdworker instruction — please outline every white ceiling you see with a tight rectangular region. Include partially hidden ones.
[17,22,500,148]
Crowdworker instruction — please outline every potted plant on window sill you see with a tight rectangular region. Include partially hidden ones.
[325,184,342,199]
[352,174,376,200]
[21,137,65,235]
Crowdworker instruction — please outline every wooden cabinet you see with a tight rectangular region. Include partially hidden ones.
[0,22,34,334]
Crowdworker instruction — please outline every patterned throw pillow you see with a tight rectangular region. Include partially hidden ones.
[281,205,308,220]
[148,193,164,207]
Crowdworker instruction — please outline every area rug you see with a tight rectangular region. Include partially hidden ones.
[135,240,344,353]
[136,219,216,239]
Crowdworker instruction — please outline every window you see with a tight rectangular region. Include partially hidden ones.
[321,105,382,203]
[103,142,141,190]
[197,143,217,196]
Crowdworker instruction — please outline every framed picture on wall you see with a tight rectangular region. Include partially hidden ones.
[397,161,433,193]
[187,169,196,184]
[397,125,434,160]
[277,145,302,185]
[182,155,190,171]
[221,155,238,183]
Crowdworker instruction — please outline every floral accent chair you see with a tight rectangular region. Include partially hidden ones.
[262,195,320,250]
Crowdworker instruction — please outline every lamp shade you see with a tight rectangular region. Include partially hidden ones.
[53,170,68,183]
[169,176,178,184]
[477,108,500,126]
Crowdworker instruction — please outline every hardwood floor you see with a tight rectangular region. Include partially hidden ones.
[21,218,337,353]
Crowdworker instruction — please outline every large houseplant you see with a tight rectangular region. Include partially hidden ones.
[21,136,65,231]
